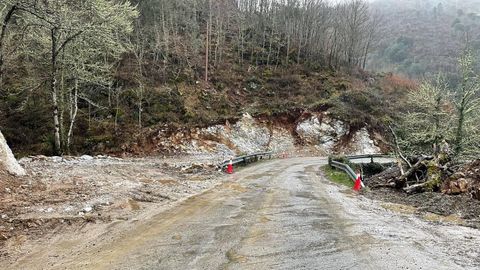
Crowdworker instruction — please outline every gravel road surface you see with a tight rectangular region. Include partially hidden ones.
[7,158,480,269]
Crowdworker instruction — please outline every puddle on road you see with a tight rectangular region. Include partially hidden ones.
[293,191,322,201]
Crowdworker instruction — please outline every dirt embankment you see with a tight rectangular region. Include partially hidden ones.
[0,155,222,258]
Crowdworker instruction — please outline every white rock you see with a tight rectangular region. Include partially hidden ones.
[80,155,94,161]
[0,130,26,176]
[63,206,74,213]
[50,156,63,163]
[83,206,93,213]
[296,115,348,153]
[18,157,32,164]
[346,128,381,155]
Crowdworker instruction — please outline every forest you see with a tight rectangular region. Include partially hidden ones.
[369,0,480,84]
[0,0,382,156]
[1,0,480,160]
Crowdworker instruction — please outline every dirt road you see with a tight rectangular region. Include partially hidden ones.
[6,158,480,269]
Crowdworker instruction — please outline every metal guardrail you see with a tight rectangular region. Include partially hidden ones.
[347,154,393,163]
[330,160,358,181]
[219,152,273,169]
[328,154,394,187]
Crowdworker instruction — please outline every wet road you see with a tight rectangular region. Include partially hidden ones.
[30,158,480,269]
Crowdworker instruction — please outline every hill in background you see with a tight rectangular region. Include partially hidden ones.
[368,0,480,85]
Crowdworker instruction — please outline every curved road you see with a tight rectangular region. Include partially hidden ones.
[11,158,480,269]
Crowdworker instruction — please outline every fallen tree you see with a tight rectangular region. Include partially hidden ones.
[366,152,480,200]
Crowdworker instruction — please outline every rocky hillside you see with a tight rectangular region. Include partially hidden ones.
[123,111,388,158]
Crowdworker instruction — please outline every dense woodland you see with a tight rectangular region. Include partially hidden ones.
[0,0,384,155]
[0,0,479,159]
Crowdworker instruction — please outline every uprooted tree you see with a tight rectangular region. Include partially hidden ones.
[378,51,480,194]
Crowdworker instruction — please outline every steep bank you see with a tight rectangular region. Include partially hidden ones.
[123,111,388,158]
[2,66,414,157]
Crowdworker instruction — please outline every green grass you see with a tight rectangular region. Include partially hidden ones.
[322,165,354,188]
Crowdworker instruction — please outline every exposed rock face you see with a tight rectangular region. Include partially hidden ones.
[296,115,347,153]
[196,113,295,156]
[0,130,26,176]
[209,113,271,153]
[151,113,382,157]
[343,128,382,155]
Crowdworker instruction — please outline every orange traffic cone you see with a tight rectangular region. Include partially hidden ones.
[226,159,233,174]
[353,174,362,191]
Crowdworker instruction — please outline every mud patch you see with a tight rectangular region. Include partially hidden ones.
[259,216,271,223]
[128,199,141,211]
[422,213,465,225]
[223,182,248,193]
[158,179,179,185]
[367,188,480,228]
[226,249,248,263]
[172,234,182,240]
[381,203,417,215]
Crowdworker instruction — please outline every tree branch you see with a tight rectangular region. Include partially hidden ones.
[55,30,84,57]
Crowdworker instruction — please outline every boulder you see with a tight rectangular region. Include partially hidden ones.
[0,130,26,176]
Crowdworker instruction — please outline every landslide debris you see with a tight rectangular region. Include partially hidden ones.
[364,159,480,228]
[0,155,220,254]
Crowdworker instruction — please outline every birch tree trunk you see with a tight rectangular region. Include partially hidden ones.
[67,77,79,153]
[51,28,62,155]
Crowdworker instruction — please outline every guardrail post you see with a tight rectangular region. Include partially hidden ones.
[370,155,374,163]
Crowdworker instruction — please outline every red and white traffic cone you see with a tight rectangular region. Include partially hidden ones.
[226,159,234,174]
[353,173,362,191]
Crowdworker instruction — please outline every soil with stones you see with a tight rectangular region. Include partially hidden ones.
[0,155,222,259]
